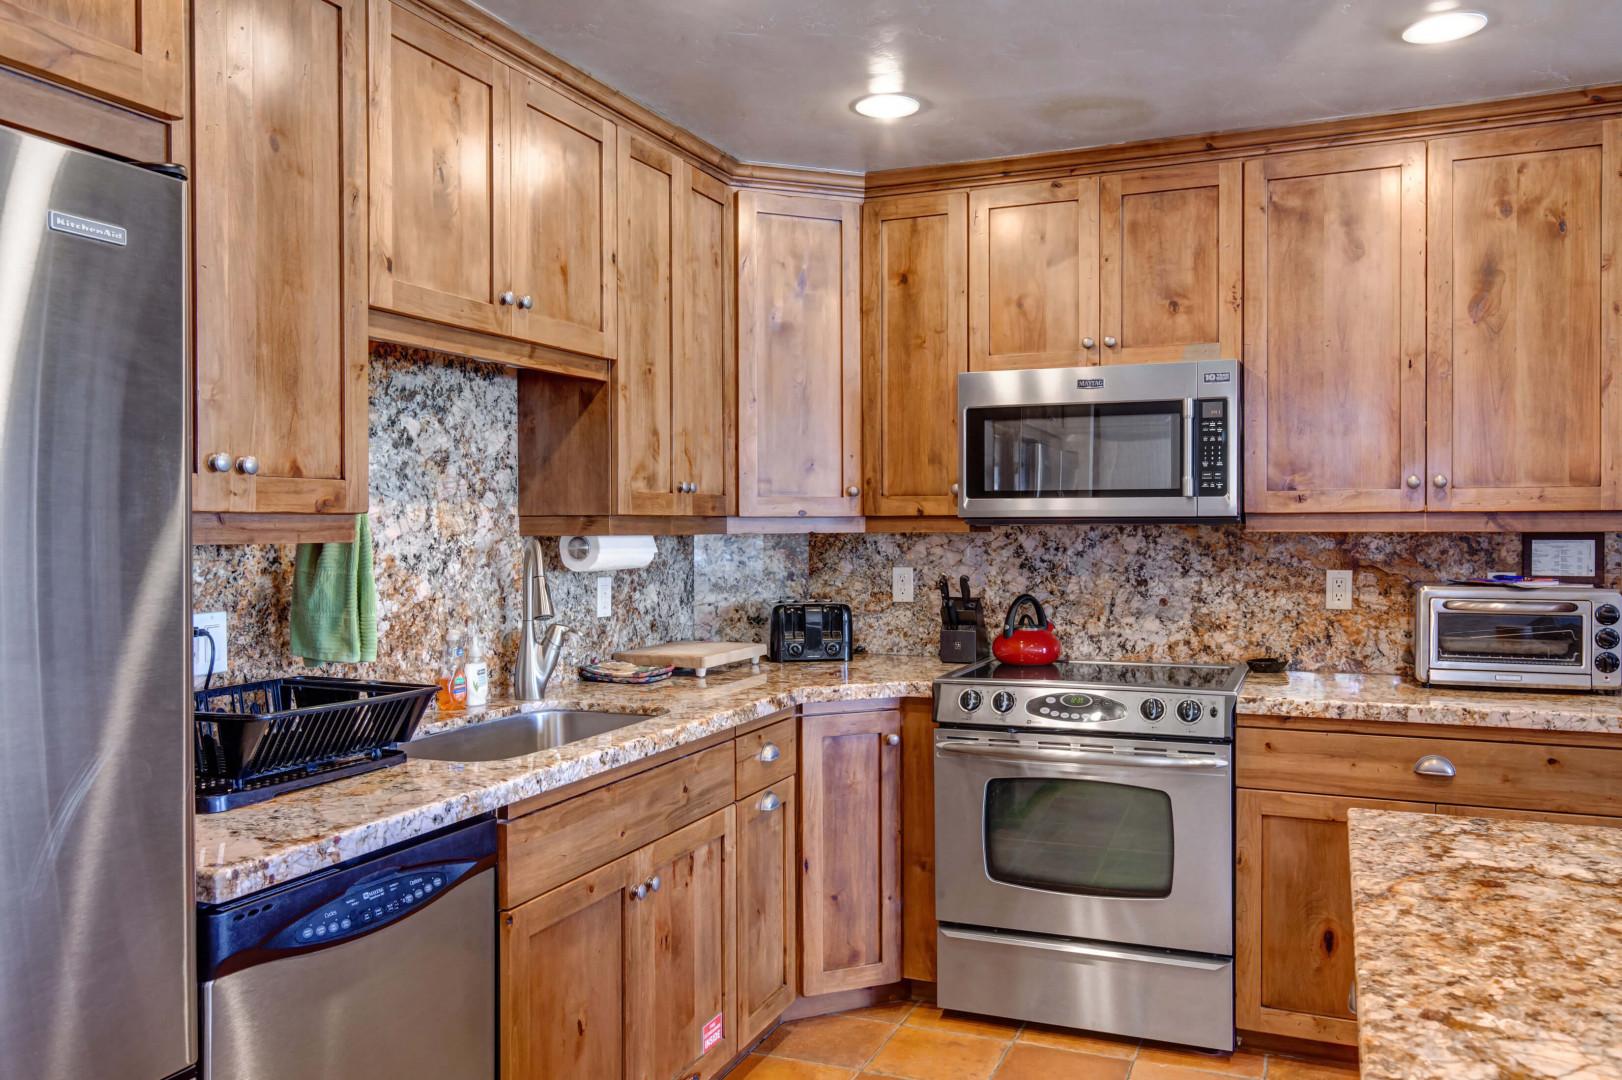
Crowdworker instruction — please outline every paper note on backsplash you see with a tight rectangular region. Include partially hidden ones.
[1529,539,1596,579]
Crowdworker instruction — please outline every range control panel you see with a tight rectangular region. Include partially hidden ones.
[939,684,1233,740]
[1196,398,1228,496]
[273,864,459,949]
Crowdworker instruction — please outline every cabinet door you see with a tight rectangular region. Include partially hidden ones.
[192,0,367,515]
[624,807,736,1080]
[672,167,734,516]
[369,2,511,336]
[1427,119,1621,512]
[968,177,1099,370]
[0,0,182,116]
[510,75,617,358]
[503,854,634,1080]
[735,779,796,1046]
[799,709,902,996]
[1235,790,1432,1046]
[737,191,862,518]
[1100,162,1240,364]
[1243,143,1427,514]
[861,192,967,517]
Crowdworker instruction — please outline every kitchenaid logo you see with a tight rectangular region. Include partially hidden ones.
[47,210,127,246]
[1076,377,1105,389]
[1202,371,1232,383]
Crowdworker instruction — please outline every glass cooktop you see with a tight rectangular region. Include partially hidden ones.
[950,659,1246,693]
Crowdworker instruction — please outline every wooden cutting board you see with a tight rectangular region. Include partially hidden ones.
[612,641,768,677]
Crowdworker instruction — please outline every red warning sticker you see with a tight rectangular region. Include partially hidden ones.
[702,1012,724,1053]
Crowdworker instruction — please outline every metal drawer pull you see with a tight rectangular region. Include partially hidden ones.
[937,741,1228,770]
[757,791,781,813]
[1348,983,1357,1016]
[756,742,781,764]
[1413,754,1457,778]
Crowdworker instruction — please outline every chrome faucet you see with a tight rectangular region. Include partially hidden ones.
[514,537,572,702]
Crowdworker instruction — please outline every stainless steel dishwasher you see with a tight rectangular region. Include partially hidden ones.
[199,817,496,1079]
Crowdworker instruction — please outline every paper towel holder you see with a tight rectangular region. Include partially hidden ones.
[558,534,658,573]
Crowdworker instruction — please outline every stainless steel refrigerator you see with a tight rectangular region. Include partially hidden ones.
[0,126,193,1078]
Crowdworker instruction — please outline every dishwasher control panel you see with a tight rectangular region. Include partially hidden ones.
[276,866,456,948]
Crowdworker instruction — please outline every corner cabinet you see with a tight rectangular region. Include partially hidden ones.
[736,191,862,518]
[0,0,183,116]
[191,0,368,516]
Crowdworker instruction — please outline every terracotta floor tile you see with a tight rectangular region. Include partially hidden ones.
[843,1000,916,1024]
[730,1055,859,1080]
[757,1014,897,1068]
[1127,1064,1250,1080]
[904,1004,1021,1041]
[993,1043,1132,1080]
[1134,1046,1265,1077]
[1264,1058,1361,1080]
[864,1025,1010,1080]
[1016,1025,1139,1058]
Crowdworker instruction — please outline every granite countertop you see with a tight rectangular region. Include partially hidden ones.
[1346,809,1622,1079]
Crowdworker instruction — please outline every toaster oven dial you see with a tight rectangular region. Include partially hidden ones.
[786,642,804,657]
[1596,628,1620,651]
[1139,698,1165,722]
[1175,700,1203,724]
[957,689,983,712]
[1598,604,1621,626]
[824,641,842,656]
[992,690,1016,713]
[1596,652,1620,675]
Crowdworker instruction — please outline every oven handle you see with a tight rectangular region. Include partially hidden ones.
[1181,398,1194,498]
[939,925,1232,971]
[1440,599,1581,614]
[936,741,1228,770]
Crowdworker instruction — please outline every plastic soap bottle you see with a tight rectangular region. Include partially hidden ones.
[463,626,490,708]
[436,639,468,711]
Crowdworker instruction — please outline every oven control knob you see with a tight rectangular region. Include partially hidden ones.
[1176,700,1203,724]
[1139,698,1165,722]
[1598,604,1622,626]
[992,690,1017,713]
[1596,652,1620,675]
[1596,628,1621,651]
[958,689,983,712]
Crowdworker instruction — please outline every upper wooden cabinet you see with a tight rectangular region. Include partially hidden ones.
[969,177,1099,370]
[1243,143,1427,515]
[1100,162,1240,364]
[861,192,967,517]
[617,134,732,516]
[369,1,617,359]
[1427,119,1620,512]
[737,191,861,518]
[191,0,368,516]
[0,0,182,116]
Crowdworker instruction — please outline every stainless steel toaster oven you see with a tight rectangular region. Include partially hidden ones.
[1415,584,1622,691]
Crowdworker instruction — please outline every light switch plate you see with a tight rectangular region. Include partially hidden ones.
[1326,570,1353,610]
[892,566,915,603]
[192,611,228,685]
[596,575,613,618]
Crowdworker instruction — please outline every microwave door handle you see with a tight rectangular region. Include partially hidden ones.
[1182,398,1194,498]
[936,742,1228,770]
[1440,600,1581,614]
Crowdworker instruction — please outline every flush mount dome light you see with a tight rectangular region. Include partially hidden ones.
[1401,10,1488,43]
[853,93,920,119]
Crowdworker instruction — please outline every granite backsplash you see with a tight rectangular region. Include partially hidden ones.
[194,346,1619,686]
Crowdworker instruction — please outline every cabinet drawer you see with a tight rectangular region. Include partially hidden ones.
[1237,728,1622,817]
[500,743,734,908]
[736,716,796,796]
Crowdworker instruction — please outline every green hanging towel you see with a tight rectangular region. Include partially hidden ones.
[290,514,378,665]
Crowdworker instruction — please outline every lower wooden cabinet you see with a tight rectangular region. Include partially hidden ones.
[735,778,797,1044]
[798,708,903,995]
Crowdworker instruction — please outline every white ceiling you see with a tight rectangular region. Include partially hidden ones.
[473,0,1622,173]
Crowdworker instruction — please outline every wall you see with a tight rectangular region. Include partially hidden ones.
[192,345,693,698]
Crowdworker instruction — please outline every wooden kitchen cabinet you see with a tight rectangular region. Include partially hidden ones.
[617,134,733,516]
[861,192,967,517]
[798,708,902,995]
[190,0,368,516]
[736,191,862,518]
[1243,142,1428,515]
[969,177,1100,370]
[735,777,796,1045]
[1099,162,1241,365]
[0,0,183,117]
[1426,118,1621,512]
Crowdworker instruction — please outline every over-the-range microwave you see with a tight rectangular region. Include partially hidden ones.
[957,359,1240,523]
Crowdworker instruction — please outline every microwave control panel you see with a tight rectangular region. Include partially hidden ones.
[1196,398,1228,496]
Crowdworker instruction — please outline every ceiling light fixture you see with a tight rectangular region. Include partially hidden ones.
[853,93,920,119]
[1401,10,1488,43]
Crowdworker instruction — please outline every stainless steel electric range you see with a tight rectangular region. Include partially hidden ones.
[932,659,1246,1052]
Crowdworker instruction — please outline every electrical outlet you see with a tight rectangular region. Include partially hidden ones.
[596,575,613,618]
[892,566,915,603]
[1326,570,1353,611]
[192,611,228,684]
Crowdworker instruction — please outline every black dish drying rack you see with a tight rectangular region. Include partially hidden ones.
[194,677,437,813]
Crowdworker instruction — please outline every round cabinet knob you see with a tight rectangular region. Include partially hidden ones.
[950,483,960,496]
[1595,652,1620,674]
[1596,604,1620,626]
[1433,474,1449,489]
[1103,336,1118,348]
[235,456,259,476]
[1406,475,1421,489]
[206,451,232,473]
[518,295,534,310]
[648,875,661,893]
[498,291,515,306]
[958,689,983,712]
[1082,337,1096,349]
[632,882,648,901]
[846,486,860,497]
[886,733,901,746]
[1595,628,1620,651]
[1140,698,1165,722]
[992,690,1016,713]
[1175,700,1203,724]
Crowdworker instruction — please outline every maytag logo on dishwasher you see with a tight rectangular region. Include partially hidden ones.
[48,210,127,246]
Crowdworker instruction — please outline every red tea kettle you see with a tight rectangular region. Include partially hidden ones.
[993,594,1062,666]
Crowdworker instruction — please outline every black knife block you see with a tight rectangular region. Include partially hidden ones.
[940,624,991,665]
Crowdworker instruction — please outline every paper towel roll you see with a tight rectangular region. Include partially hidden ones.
[558,535,657,572]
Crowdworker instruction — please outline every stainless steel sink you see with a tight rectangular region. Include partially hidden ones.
[402,710,649,762]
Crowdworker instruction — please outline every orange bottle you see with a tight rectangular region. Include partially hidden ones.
[435,644,468,711]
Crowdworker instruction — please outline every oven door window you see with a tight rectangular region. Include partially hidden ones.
[1434,609,1584,666]
[965,401,1184,500]
[983,777,1173,899]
